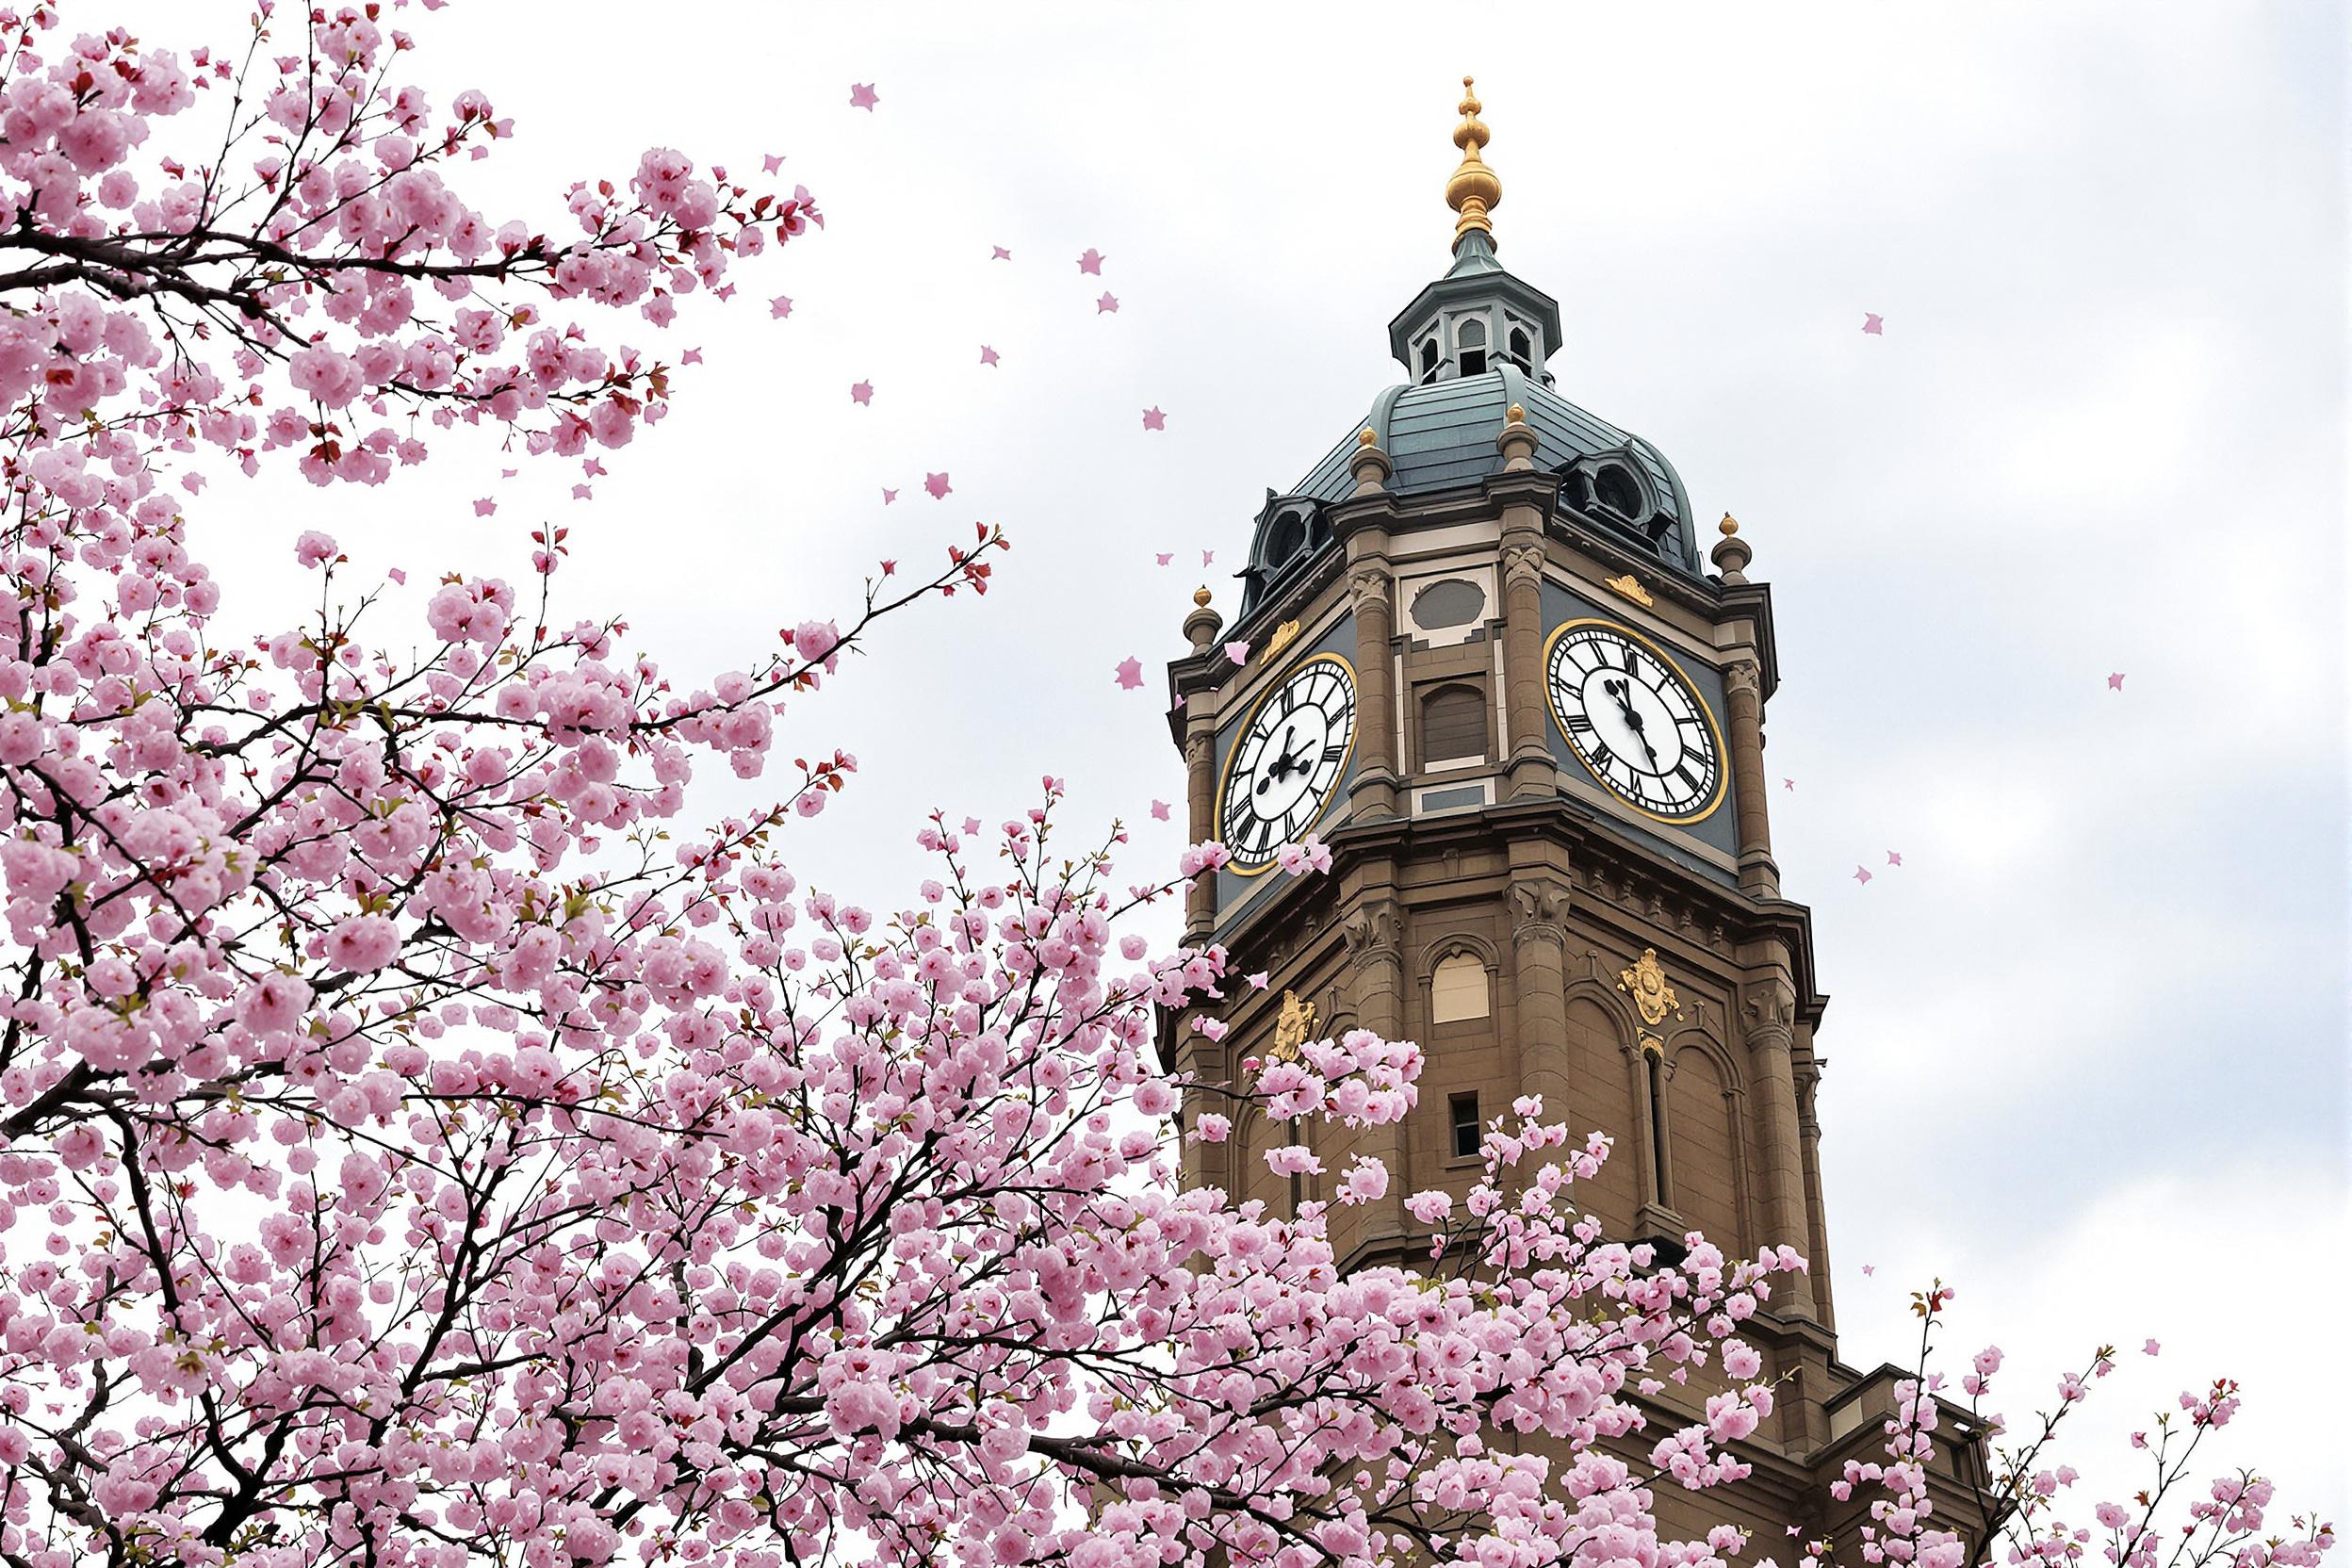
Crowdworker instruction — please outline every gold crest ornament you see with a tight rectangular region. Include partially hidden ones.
[1263,618,1303,661]
[1601,573,1655,609]
[1617,948,1683,1027]
[1270,990,1319,1063]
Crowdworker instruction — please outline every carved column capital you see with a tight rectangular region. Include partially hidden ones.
[1723,659,1762,698]
[1340,897,1404,965]
[1508,877,1572,947]
[1348,566,1392,615]
[1740,977,1798,1048]
[1500,539,1547,590]
[1182,729,1213,770]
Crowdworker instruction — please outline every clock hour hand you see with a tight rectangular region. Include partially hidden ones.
[1256,734,1308,793]
[1604,678,1658,766]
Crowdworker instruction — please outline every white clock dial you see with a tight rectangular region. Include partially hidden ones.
[1544,621,1726,822]
[1217,654,1358,868]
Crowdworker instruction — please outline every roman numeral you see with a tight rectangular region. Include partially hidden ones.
[1674,760,1705,792]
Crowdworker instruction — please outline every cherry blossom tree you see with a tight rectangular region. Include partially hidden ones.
[0,7,2327,1568]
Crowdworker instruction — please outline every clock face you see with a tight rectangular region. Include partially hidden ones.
[1217,653,1358,869]
[1544,621,1726,822]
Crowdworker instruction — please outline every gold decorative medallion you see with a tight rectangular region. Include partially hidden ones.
[1617,948,1683,1027]
[1639,1034,1665,1058]
[1601,573,1654,609]
[1263,618,1302,661]
[1270,990,1319,1062]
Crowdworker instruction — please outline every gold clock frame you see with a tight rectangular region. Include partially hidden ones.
[1540,617,1730,825]
[1213,649,1360,877]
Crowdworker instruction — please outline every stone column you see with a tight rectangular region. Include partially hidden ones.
[1495,405,1560,801]
[1499,534,1558,801]
[1179,589,1224,947]
[1341,895,1408,1254]
[1741,973,1819,1321]
[1345,562,1400,820]
[1507,877,1573,1122]
[1181,726,1217,946]
[1723,661,1779,898]
[1793,1031,1835,1331]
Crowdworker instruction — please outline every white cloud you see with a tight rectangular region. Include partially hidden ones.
[1830,1155,2350,1528]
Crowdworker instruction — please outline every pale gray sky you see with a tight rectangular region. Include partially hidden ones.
[139,0,2346,1523]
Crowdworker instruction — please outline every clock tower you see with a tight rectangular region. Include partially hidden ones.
[1162,81,1992,1551]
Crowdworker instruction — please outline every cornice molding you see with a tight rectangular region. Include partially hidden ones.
[1204,794,1825,1020]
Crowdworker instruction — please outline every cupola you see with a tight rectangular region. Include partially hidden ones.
[1385,78,1565,387]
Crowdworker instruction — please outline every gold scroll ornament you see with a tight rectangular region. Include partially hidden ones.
[1268,990,1318,1063]
[1617,948,1683,1027]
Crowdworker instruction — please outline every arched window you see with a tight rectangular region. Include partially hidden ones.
[1419,684,1489,767]
[1507,326,1533,372]
[1430,952,1490,1024]
[1456,318,1488,377]
[1417,338,1439,384]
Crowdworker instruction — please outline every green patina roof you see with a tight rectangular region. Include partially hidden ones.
[1283,368,1697,560]
[1233,230,1705,621]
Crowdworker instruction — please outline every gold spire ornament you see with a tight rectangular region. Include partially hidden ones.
[1446,75,1502,245]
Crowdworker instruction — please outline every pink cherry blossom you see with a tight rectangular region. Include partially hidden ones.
[0,20,2315,1568]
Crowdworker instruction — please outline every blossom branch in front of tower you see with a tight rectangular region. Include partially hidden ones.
[1817,1284,2333,1568]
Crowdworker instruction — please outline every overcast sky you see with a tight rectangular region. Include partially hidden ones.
[134,0,2346,1524]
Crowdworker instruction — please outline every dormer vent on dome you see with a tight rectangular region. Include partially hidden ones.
[1237,491,1333,617]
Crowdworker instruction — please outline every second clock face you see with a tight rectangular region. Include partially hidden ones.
[1544,621,1726,821]
[1218,653,1357,868]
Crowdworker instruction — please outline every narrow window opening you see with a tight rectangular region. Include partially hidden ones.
[1508,327,1533,371]
[1417,339,1439,383]
[1645,1053,1672,1206]
[1449,1092,1481,1160]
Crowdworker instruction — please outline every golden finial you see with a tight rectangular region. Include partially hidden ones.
[1719,513,1740,537]
[1193,585,1213,608]
[1506,403,1526,422]
[1446,74,1501,245]
[1357,427,1380,448]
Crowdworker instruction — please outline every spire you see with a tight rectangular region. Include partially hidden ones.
[1446,75,1501,249]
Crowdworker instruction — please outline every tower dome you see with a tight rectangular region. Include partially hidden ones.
[1234,81,1702,621]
